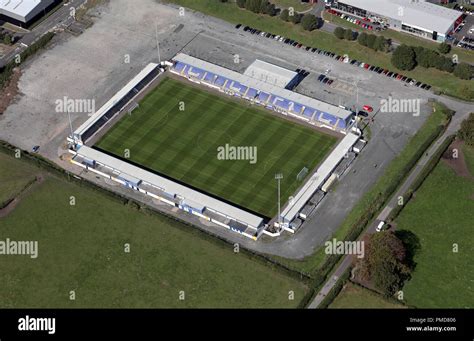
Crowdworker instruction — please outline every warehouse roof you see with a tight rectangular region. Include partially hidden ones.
[339,0,462,34]
[174,53,353,121]
[74,146,265,228]
[244,59,297,88]
[0,0,43,17]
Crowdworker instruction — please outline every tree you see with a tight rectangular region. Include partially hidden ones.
[357,32,368,46]
[454,62,473,80]
[301,13,319,31]
[259,0,268,14]
[265,3,277,16]
[344,28,354,40]
[458,113,474,146]
[334,27,345,39]
[3,35,12,45]
[290,12,302,24]
[392,44,416,71]
[358,232,411,296]
[280,8,289,21]
[438,42,451,54]
[373,35,387,52]
[366,34,376,49]
[237,0,246,8]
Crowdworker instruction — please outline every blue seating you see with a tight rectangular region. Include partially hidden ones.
[302,107,314,118]
[291,102,304,115]
[203,72,216,83]
[173,62,186,73]
[320,112,338,126]
[246,88,258,98]
[214,76,227,87]
[258,92,270,103]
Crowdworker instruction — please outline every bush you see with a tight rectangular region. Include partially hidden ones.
[458,113,474,146]
[301,13,319,31]
[438,42,451,54]
[334,27,345,39]
[344,28,354,41]
[366,34,376,49]
[453,62,473,80]
[237,0,246,8]
[391,44,416,71]
[357,32,368,46]
[290,12,302,24]
[280,8,289,21]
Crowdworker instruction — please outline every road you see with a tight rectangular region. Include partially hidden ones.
[307,103,471,308]
[0,0,87,68]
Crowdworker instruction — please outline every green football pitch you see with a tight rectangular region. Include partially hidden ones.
[95,77,337,217]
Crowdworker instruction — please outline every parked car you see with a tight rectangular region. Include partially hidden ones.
[32,145,40,153]
[363,105,373,112]
[318,74,325,82]
[376,221,386,232]
[235,24,242,29]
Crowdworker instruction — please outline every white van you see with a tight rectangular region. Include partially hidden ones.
[376,221,385,232]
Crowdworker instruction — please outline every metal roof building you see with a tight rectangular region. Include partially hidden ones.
[244,59,298,88]
[0,0,54,24]
[334,0,463,41]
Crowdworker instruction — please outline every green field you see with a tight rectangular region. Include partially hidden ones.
[0,153,38,205]
[166,0,474,101]
[394,145,474,308]
[0,152,307,308]
[330,283,405,309]
[96,77,337,218]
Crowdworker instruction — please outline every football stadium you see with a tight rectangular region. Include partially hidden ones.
[67,54,364,240]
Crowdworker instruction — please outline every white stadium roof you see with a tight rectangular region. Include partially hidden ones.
[339,0,462,34]
[244,59,297,88]
[75,145,265,228]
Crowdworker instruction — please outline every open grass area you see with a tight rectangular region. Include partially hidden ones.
[96,77,337,218]
[0,153,38,205]
[395,145,474,308]
[329,283,405,309]
[166,0,474,101]
[0,153,308,308]
[270,0,313,12]
[270,102,451,275]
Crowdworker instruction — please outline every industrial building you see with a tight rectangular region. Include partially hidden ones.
[331,0,464,42]
[0,0,56,26]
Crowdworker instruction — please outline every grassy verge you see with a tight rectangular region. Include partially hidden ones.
[395,144,474,308]
[269,102,452,277]
[0,153,38,205]
[270,0,313,12]
[0,151,308,308]
[165,0,473,101]
[330,282,405,308]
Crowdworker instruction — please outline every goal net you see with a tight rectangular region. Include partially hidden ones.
[296,167,309,181]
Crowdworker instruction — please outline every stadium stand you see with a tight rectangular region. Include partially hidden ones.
[170,53,354,133]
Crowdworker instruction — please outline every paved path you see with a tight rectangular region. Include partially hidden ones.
[307,104,471,308]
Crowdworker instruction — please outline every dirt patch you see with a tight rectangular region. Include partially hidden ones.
[0,67,21,115]
[442,140,474,180]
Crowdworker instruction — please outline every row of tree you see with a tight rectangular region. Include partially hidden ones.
[333,28,390,52]
[392,44,473,80]
[236,0,278,16]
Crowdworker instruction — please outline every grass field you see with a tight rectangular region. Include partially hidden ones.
[329,283,405,309]
[0,152,307,308]
[0,153,38,205]
[270,0,313,12]
[165,0,474,101]
[96,77,337,218]
[394,145,474,308]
